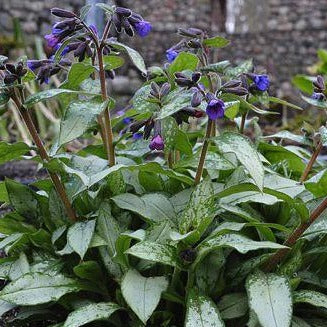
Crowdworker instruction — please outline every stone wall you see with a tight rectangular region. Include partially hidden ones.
[0,0,327,100]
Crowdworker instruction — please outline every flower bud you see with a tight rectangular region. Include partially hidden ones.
[160,83,171,97]
[222,87,249,96]
[191,72,201,83]
[222,79,242,89]
[115,7,132,17]
[51,8,76,18]
[191,91,202,107]
[5,64,16,75]
[4,73,17,85]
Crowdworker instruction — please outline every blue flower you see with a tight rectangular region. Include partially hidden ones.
[123,117,132,124]
[27,60,42,72]
[206,98,225,120]
[134,21,152,37]
[45,34,61,48]
[253,74,270,91]
[166,49,178,63]
[149,134,164,150]
[132,132,143,140]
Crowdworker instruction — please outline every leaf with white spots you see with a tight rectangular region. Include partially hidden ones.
[293,290,327,309]
[185,289,224,327]
[246,271,292,327]
[213,133,264,190]
[125,241,179,267]
[64,302,120,327]
[121,269,168,324]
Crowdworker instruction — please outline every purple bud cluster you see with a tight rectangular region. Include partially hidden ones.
[113,7,152,38]
[0,61,27,85]
[311,75,326,101]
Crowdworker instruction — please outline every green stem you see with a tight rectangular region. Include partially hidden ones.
[263,194,327,272]
[11,91,77,222]
[96,45,115,167]
[194,120,214,185]
[299,141,322,183]
[240,112,247,134]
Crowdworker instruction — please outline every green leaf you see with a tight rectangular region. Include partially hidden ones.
[0,273,86,305]
[246,271,292,327]
[305,169,327,197]
[168,52,199,76]
[67,220,96,259]
[269,97,303,111]
[214,133,264,190]
[126,241,179,267]
[194,233,286,267]
[24,89,98,107]
[61,62,95,90]
[121,269,168,324]
[5,179,39,221]
[179,178,216,244]
[203,36,230,48]
[224,100,240,119]
[96,2,115,15]
[58,100,106,147]
[73,261,104,284]
[263,131,312,146]
[293,290,327,309]
[64,302,120,327]
[0,92,10,106]
[112,193,176,224]
[159,89,194,119]
[0,142,30,165]
[217,293,248,320]
[109,41,146,74]
[96,203,122,278]
[201,60,230,73]
[103,55,125,70]
[185,289,224,327]
[292,317,311,327]
[292,75,314,94]
[225,59,253,78]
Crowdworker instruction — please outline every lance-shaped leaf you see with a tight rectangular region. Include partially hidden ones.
[125,241,179,267]
[185,289,224,327]
[58,100,110,147]
[203,36,230,48]
[0,273,86,305]
[61,62,95,90]
[121,269,168,324]
[109,41,146,74]
[67,220,96,259]
[64,302,120,327]
[214,133,264,190]
[293,290,327,309]
[168,52,199,76]
[0,142,30,165]
[246,271,292,327]
[179,178,216,244]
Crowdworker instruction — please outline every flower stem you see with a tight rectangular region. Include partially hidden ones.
[299,141,322,183]
[194,120,214,185]
[11,92,77,222]
[240,112,247,134]
[96,45,115,167]
[263,195,327,272]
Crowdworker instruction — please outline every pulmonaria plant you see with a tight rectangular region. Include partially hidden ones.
[2,3,327,327]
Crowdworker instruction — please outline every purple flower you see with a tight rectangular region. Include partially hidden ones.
[149,134,164,151]
[134,21,152,37]
[27,60,42,72]
[253,74,270,91]
[123,117,133,124]
[133,132,143,140]
[206,98,225,120]
[45,34,61,48]
[166,49,178,63]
